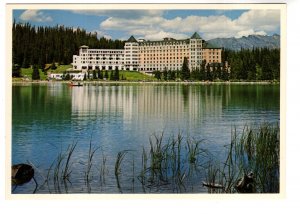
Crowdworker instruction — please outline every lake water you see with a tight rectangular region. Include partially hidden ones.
[12,82,280,193]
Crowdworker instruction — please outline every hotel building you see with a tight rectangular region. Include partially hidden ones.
[72,32,222,73]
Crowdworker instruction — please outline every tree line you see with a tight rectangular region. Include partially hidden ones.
[154,47,280,82]
[12,21,125,70]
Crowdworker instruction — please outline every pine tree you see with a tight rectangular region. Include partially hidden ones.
[97,69,103,79]
[153,70,161,80]
[93,70,97,79]
[114,67,120,81]
[32,65,40,80]
[163,67,168,81]
[104,70,109,79]
[206,64,212,81]
[180,57,190,80]
[12,64,21,77]
[51,61,57,70]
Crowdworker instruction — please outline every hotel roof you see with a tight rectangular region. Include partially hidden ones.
[191,32,202,39]
[127,35,138,42]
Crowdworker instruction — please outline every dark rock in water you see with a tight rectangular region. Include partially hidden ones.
[11,164,34,185]
[235,172,255,193]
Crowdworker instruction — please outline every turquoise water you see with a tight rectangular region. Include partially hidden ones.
[12,83,280,193]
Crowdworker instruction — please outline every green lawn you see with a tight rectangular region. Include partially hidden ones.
[119,71,155,81]
[20,68,47,80]
[17,65,156,82]
[46,64,73,73]
[19,64,73,80]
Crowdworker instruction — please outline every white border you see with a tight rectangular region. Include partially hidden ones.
[2,0,299,213]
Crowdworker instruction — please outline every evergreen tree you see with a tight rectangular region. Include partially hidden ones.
[216,64,221,80]
[109,70,114,80]
[93,70,97,79]
[121,74,125,80]
[168,70,175,80]
[51,61,57,70]
[180,57,190,80]
[32,65,40,80]
[114,67,120,81]
[12,64,21,77]
[206,64,212,81]
[162,67,168,81]
[64,73,71,80]
[97,69,103,79]
[104,70,109,79]
[21,55,30,68]
[200,61,206,81]
[153,70,161,80]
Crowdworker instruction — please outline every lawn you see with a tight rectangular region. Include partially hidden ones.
[45,64,73,73]
[119,71,155,81]
[20,68,47,80]
[17,65,156,82]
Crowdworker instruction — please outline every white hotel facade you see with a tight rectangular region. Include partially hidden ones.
[72,32,222,73]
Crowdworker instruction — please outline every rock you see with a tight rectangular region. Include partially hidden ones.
[11,164,34,185]
[235,172,255,193]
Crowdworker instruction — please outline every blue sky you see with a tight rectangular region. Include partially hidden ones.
[13,9,281,41]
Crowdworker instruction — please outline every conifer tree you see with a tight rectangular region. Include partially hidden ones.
[104,70,109,79]
[180,57,190,80]
[114,67,120,81]
[12,64,21,77]
[32,65,40,80]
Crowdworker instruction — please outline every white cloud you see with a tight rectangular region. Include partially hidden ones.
[92,30,112,40]
[72,10,164,19]
[96,9,280,40]
[236,29,267,38]
[19,10,53,22]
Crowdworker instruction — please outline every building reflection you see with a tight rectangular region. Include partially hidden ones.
[70,84,226,127]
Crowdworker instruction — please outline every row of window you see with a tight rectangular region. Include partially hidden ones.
[80,61,124,64]
[87,51,124,53]
[140,41,189,46]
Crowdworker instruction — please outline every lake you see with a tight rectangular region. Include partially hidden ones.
[12,82,280,193]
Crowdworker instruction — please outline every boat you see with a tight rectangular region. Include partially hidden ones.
[69,81,83,87]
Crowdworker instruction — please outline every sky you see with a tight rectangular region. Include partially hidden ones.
[13,9,281,41]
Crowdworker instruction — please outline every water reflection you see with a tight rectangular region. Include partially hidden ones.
[12,83,280,193]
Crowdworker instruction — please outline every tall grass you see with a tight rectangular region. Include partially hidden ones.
[206,123,280,193]
[21,123,279,194]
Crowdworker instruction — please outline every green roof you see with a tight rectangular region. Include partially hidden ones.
[203,42,221,49]
[127,35,137,42]
[191,32,202,39]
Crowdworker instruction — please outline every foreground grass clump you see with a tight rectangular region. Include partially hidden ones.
[205,123,280,193]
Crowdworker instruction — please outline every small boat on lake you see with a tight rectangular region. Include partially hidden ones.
[69,81,83,87]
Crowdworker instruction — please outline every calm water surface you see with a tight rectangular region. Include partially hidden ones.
[12,83,280,193]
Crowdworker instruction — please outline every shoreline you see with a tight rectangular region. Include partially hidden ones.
[12,80,280,85]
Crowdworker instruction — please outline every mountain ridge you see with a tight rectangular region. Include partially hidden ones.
[207,34,280,50]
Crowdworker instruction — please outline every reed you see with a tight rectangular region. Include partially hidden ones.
[21,123,278,194]
[207,123,280,193]
[114,150,129,192]
[99,151,107,186]
[85,140,100,182]
[63,142,77,180]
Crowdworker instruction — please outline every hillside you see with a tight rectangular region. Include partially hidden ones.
[208,34,280,50]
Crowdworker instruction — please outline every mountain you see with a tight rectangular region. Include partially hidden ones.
[207,34,280,50]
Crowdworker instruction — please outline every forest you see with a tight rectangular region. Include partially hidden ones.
[12,21,124,69]
[12,21,280,81]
